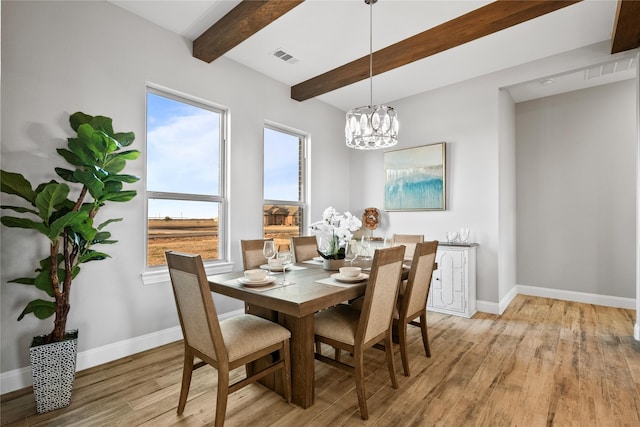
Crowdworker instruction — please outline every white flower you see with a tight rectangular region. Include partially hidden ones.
[310,207,362,259]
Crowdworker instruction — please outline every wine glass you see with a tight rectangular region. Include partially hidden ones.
[360,235,370,256]
[277,250,293,285]
[459,227,470,244]
[446,231,458,244]
[344,240,357,267]
[262,240,276,275]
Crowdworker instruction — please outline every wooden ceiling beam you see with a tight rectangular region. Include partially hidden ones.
[611,0,640,54]
[291,0,581,102]
[194,0,304,63]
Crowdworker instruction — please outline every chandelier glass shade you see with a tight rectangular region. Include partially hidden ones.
[345,0,398,150]
[345,104,398,149]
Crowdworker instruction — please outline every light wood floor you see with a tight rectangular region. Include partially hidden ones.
[2,295,639,426]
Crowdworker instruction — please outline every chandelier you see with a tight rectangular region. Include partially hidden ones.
[345,0,398,150]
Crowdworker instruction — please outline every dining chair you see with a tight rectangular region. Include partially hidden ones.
[165,251,292,427]
[394,240,438,376]
[290,235,318,262]
[240,238,277,320]
[240,238,273,270]
[391,234,424,262]
[347,240,438,375]
[313,245,405,420]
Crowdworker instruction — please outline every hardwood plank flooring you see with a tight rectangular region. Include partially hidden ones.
[2,295,639,426]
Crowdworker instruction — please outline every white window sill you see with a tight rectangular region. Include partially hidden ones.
[142,261,234,285]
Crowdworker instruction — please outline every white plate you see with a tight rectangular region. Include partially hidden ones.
[260,264,290,272]
[330,273,368,283]
[238,276,277,287]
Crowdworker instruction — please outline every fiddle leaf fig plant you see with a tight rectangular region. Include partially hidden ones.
[1,112,140,343]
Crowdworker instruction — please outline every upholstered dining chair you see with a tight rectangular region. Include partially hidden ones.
[290,235,318,262]
[391,234,424,262]
[394,240,438,376]
[240,238,274,270]
[313,245,405,420]
[165,251,292,427]
[240,238,278,320]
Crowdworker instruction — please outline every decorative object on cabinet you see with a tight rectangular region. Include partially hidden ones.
[427,243,477,318]
[384,142,446,211]
[362,207,380,230]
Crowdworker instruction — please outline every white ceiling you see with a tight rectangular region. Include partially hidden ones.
[110,0,637,109]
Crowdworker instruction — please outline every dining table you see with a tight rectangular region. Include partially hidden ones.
[207,260,370,409]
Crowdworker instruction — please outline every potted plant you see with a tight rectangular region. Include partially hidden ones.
[0,112,139,413]
[310,206,361,270]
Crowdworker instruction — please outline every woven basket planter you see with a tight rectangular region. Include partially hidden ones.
[29,330,78,414]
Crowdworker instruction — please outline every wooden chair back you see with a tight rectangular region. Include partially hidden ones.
[401,241,438,319]
[166,251,225,363]
[290,236,318,262]
[356,246,406,346]
[391,234,424,261]
[240,238,273,270]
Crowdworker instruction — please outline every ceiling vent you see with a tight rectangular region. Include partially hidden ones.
[584,57,636,80]
[271,48,298,64]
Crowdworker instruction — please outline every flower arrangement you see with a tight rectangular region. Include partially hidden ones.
[310,207,362,259]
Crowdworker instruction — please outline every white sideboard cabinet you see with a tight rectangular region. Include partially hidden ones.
[427,243,477,318]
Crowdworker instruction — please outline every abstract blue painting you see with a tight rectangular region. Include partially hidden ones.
[384,143,446,211]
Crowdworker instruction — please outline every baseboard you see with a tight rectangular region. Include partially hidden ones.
[0,308,245,395]
[475,299,500,315]
[499,286,519,314]
[475,285,635,317]
[634,322,640,341]
[515,285,636,310]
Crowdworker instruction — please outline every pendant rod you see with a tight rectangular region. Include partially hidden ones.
[369,0,373,106]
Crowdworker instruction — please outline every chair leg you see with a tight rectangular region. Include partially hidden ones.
[353,351,369,420]
[419,311,431,357]
[384,331,399,389]
[215,368,230,427]
[177,350,194,414]
[398,321,411,377]
[282,341,292,403]
[334,348,341,361]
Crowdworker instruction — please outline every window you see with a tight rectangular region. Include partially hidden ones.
[263,126,306,251]
[146,88,225,267]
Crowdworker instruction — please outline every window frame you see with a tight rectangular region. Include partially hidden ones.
[263,123,308,241]
[142,86,231,284]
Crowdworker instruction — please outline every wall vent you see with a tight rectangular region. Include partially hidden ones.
[584,57,636,80]
[271,48,298,64]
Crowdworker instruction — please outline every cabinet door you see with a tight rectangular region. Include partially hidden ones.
[429,250,466,314]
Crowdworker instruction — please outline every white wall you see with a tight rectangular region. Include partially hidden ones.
[349,42,639,313]
[349,79,501,304]
[516,80,637,298]
[498,89,517,307]
[1,0,346,380]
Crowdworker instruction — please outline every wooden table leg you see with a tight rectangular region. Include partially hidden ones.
[279,313,315,408]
